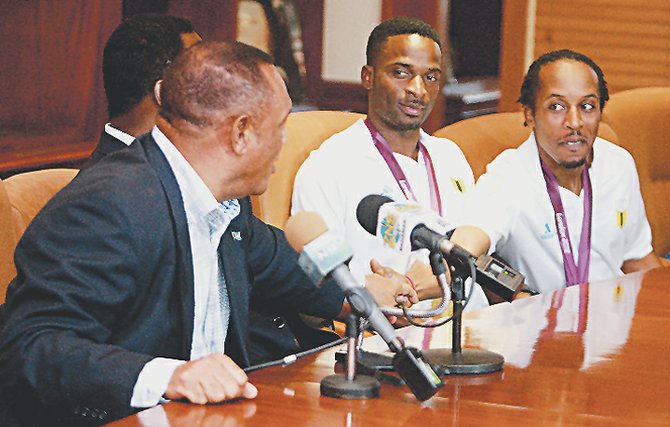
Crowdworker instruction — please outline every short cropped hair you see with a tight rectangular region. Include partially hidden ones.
[103,14,195,119]
[366,17,441,66]
[518,49,609,114]
[160,41,275,128]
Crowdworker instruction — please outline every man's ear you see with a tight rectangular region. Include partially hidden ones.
[230,115,253,156]
[361,65,373,91]
[522,105,535,128]
[153,80,163,106]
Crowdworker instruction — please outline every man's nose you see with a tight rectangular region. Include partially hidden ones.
[406,75,426,99]
[565,106,583,131]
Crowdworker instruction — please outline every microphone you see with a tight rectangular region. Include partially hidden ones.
[285,212,444,400]
[285,211,402,352]
[356,194,525,302]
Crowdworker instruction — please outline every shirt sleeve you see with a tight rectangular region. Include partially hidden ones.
[130,358,185,408]
[291,151,348,235]
[460,159,517,253]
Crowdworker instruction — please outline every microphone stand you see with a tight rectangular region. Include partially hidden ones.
[422,251,505,374]
[321,314,381,399]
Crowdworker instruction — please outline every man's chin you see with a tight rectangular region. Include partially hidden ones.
[393,119,423,132]
[559,158,587,169]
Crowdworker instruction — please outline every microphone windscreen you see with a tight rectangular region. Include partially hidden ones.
[284,211,329,253]
[356,194,393,235]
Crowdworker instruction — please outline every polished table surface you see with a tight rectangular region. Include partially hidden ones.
[110,267,670,426]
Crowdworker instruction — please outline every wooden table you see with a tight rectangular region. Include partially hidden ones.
[110,267,670,426]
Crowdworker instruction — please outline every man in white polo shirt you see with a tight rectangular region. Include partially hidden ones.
[453,49,661,294]
[292,17,488,309]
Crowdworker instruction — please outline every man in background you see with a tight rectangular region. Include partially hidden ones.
[82,14,200,168]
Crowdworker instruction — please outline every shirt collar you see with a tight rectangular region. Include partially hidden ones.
[104,123,136,146]
[151,126,240,236]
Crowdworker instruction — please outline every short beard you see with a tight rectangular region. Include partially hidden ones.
[559,158,586,169]
[394,121,422,131]
[381,114,422,132]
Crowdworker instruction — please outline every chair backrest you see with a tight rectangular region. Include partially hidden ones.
[0,168,78,300]
[433,112,529,180]
[252,110,365,229]
[0,179,17,301]
[604,87,670,255]
[433,111,619,181]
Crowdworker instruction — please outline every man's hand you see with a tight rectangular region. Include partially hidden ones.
[164,354,257,404]
[513,291,533,300]
[365,260,418,308]
[370,259,445,301]
[404,260,446,300]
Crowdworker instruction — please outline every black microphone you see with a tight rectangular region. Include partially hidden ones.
[356,194,525,302]
[285,211,444,400]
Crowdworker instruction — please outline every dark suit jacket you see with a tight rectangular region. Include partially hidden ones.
[80,130,130,170]
[0,134,344,425]
[79,128,339,369]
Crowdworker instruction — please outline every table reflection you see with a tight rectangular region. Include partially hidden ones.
[362,271,643,372]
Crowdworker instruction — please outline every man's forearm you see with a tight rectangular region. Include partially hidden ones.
[622,251,663,274]
[450,225,491,257]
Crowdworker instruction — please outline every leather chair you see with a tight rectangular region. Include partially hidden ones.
[0,168,78,301]
[604,87,670,256]
[0,179,16,301]
[252,110,364,229]
[433,111,619,180]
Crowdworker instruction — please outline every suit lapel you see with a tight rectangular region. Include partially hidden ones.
[141,134,195,358]
[220,211,250,367]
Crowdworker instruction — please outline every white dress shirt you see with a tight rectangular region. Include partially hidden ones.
[130,126,240,408]
[104,123,135,145]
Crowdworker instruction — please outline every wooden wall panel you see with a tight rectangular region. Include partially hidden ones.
[498,0,536,112]
[534,0,670,93]
[0,0,121,176]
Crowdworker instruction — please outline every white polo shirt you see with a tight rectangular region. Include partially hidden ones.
[292,119,489,310]
[463,133,653,294]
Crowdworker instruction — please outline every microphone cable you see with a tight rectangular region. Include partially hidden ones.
[400,256,477,328]
[243,335,348,373]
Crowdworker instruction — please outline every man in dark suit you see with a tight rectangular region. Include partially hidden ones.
[80,14,347,365]
[82,14,201,169]
[0,41,416,426]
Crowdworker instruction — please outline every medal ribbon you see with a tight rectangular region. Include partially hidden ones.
[540,158,593,286]
[365,119,443,216]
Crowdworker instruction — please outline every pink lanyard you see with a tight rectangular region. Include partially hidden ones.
[364,119,443,216]
[540,158,593,286]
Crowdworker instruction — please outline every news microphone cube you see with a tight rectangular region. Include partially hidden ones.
[392,347,443,401]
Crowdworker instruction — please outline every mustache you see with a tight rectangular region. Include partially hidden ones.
[559,130,586,143]
[400,98,426,108]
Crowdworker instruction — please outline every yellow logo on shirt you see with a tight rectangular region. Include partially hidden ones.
[616,210,627,229]
[451,178,466,193]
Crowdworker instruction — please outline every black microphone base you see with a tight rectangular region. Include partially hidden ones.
[423,348,504,375]
[335,349,395,371]
[320,374,380,399]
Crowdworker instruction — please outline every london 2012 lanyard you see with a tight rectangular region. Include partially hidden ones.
[364,119,443,216]
[540,158,593,286]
